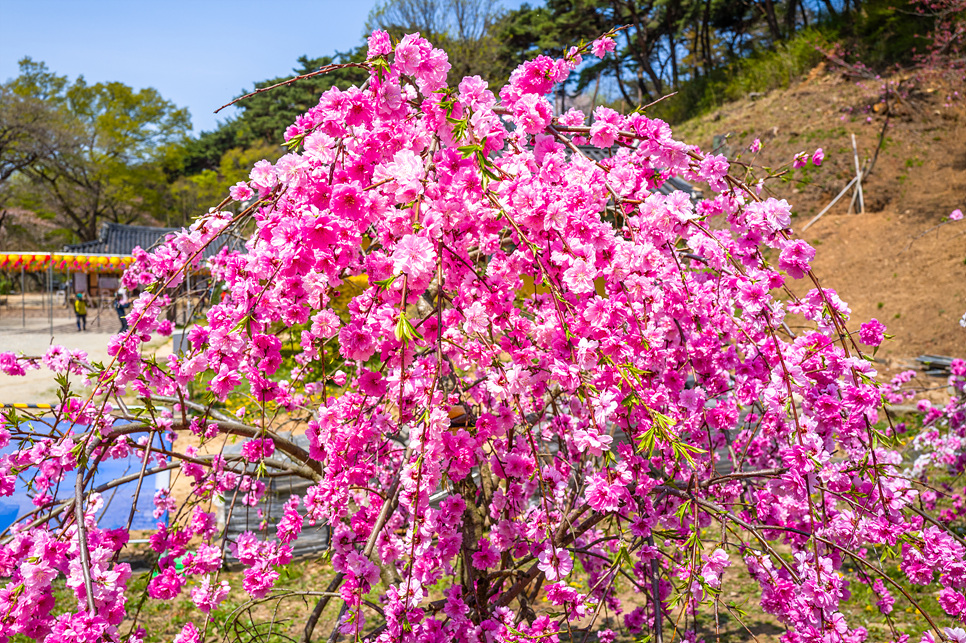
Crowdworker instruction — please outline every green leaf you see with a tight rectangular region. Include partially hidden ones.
[373,274,399,290]
[616,544,634,568]
[637,426,655,454]
[394,314,423,344]
[727,601,748,617]
[457,144,481,159]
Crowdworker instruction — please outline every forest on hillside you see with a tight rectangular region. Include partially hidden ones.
[0,0,961,248]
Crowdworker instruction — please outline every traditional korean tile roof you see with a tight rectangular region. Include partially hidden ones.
[64,222,228,258]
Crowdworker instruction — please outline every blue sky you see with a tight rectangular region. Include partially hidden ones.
[0,0,388,133]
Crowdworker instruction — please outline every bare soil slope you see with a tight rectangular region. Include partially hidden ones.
[674,65,966,367]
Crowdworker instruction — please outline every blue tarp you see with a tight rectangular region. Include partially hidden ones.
[0,422,171,533]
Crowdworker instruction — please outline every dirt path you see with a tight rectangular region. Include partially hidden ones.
[0,312,172,404]
[796,208,966,369]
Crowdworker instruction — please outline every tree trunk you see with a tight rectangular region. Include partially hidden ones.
[760,0,783,42]
[643,60,663,99]
[668,32,679,90]
[692,26,702,78]
[702,0,714,73]
[784,0,799,38]
[612,57,637,106]
[623,0,659,103]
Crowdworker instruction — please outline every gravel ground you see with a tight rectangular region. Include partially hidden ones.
[0,297,171,404]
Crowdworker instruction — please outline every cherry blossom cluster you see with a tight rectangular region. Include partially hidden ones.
[892,360,966,479]
[2,29,965,643]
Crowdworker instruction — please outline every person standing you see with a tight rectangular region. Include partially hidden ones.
[114,293,130,332]
[73,293,88,331]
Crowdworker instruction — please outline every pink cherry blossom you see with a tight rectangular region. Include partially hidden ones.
[591,37,616,58]
[538,547,573,581]
[229,181,254,202]
[513,93,553,134]
[859,318,887,346]
[190,577,231,614]
[367,30,392,59]
[174,622,201,643]
[392,234,436,279]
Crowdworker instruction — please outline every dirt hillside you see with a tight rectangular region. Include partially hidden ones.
[673,65,966,370]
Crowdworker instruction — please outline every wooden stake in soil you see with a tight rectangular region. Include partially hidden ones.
[846,157,869,216]
[801,175,859,231]
[851,134,865,214]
